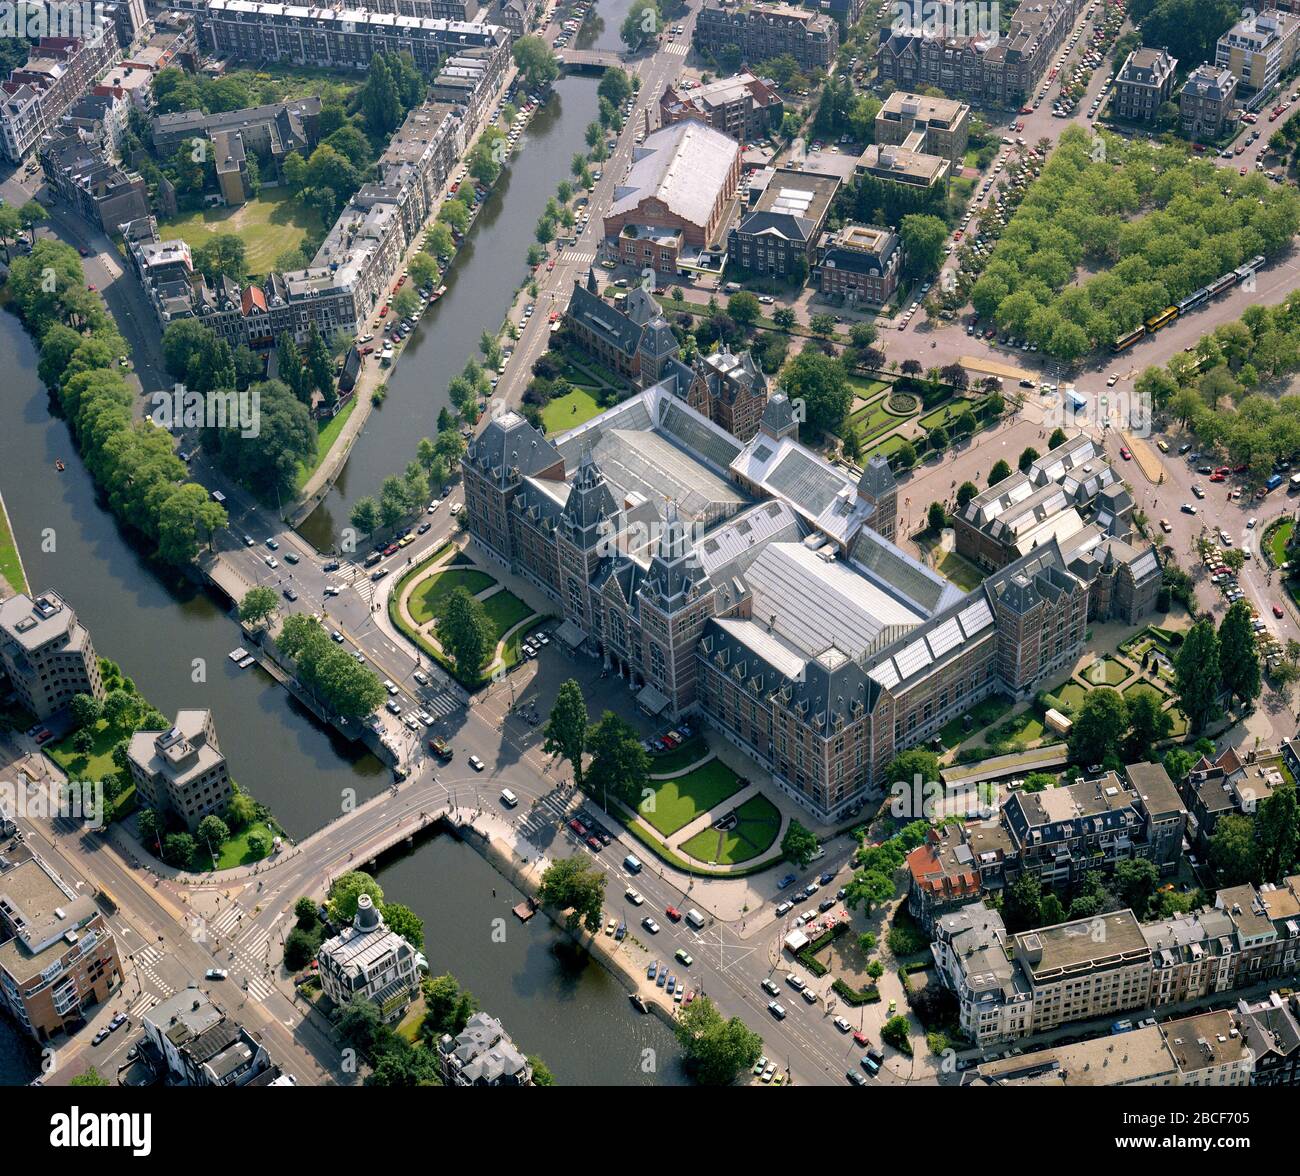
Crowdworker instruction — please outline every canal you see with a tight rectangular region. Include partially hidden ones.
[578,0,639,52]
[375,832,687,1085]
[299,74,600,551]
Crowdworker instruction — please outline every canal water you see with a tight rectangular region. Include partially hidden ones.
[578,0,639,52]
[375,832,687,1085]
[299,75,601,551]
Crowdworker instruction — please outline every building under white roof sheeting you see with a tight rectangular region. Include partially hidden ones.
[849,527,964,617]
[1129,550,1159,580]
[745,542,923,660]
[957,596,994,637]
[588,428,747,527]
[713,616,808,679]
[695,500,803,580]
[866,589,999,693]
[1012,507,1086,556]
[608,121,741,231]
[1029,435,1101,486]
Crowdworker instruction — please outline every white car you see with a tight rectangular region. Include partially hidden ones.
[625,887,644,905]
[468,754,485,771]
[204,968,228,980]
[265,556,278,569]
[642,916,661,934]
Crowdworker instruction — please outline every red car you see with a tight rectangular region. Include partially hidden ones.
[586,836,602,851]
[546,258,556,271]
[383,543,399,556]
[78,246,90,257]
[665,906,682,922]
[1275,604,1285,618]
[568,818,587,836]
[35,729,53,744]
[1119,446,1131,460]
[87,285,96,292]
[1210,472,1225,483]
[853,1031,870,1047]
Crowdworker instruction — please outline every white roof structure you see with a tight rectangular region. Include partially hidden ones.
[745,542,923,660]
[712,617,807,679]
[610,121,740,231]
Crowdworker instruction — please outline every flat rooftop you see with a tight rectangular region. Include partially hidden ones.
[1017,910,1149,978]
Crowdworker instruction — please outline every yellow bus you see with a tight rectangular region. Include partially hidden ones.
[1144,305,1178,332]
[1112,327,1145,353]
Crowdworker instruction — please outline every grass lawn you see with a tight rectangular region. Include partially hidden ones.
[679,793,782,865]
[157,189,324,279]
[985,710,1045,750]
[0,497,27,595]
[864,433,912,462]
[541,387,602,433]
[46,719,124,783]
[844,393,904,447]
[1054,681,1088,711]
[211,820,279,870]
[480,589,534,644]
[409,568,497,624]
[295,396,358,490]
[649,735,709,775]
[936,693,1014,748]
[1083,655,1131,686]
[637,758,745,838]
[937,549,983,591]
[1268,519,1293,567]
[1122,680,1170,703]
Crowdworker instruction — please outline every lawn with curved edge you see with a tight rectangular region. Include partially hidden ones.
[637,758,745,837]
[408,568,497,624]
[679,793,782,865]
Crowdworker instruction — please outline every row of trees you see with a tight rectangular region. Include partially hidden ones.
[970,127,1300,361]
[276,614,387,721]
[16,241,228,564]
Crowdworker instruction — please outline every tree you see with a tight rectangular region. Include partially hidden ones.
[70,692,103,729]
[543,679,588,786]
[1114,859,1159,920]
[239,586,279,628]
[513,34,560,90]
[1219,600,1262,709]
[845,870,895,912]
[328,871,385,923]
[193,233,246,283]
[927,502,947,533]
[1209,814,1259,887]
[780,349,850,437]
[881,1016,912,1054]
[162,319,215,382]
[294,896,319,927]
[621,0,661,50]
[1255,781,1300,883]
[437,587,494,679]
[304,324,337,406]
[809,312,837,338]
[673,995,764,1085]
[71,729,94,757]
[350,497,380,539]
[727,290,761,330]
[209,379,316,500]
[381,902,425,949]
[988,459,1012,485]
[537,855,607,933]
[781,820,819,868]
[361,53,401,135]
[1068,687,1127,765]
[162,832,196,868]
[772,307,796,331]
[883,748,940,788]
[69,1066,109,1087]
[284,927,317,970]
[1124,691,1172,761]
[1018,446,1040,474]
[1175,617,1221,732]
[899,213,948,278]
[137,809,166,855]
[586,711,649,809]
[1002,872,1043,932]
[956,481,978,511]
[598,67,633,108]
[1048,428,1067,449]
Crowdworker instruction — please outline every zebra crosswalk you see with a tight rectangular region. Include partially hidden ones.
[517,792,572,841]
[209,901,246,940]
[567,249,596,267]
[129,944,172,1012]
[663,40,688,56]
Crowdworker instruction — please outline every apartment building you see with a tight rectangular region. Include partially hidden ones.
[694,1,839,73]
[40,123,151,233]
[1112,47,1178,123]
[931,903,1034,1046]
[875,91,970,164]
[876,0,1084,107]
[356,0,481,19]
[1180,63,1238,140]
[438,1011,533,1085]
[0,591,104,722]
[659,73,783,143]
[1238,990,1300,1085]
[1177,744,1290,847]
[1216,8,1300,96]
[729,165,840,276]
[317,894,421,1022]
[141,985,280,1086]
[93,64,155,113]
[185,0,510,80]
[814,223,902,306]
[0,845,121,1043]
[127,709,233,833]
[968,1009,1252,1086]
[855,142,950,193]
[0,31,124,162]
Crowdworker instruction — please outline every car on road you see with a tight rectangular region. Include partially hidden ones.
[665,905,682,921]
[1119,446,1131,460]
[265,556,278,569]
[242,534,254,546]
[109,1013,126,1030]
[282,587,298,602]
[370,568,389,582]
[468,755,485,771]
[1160,519,1172,533]
[819,870,834,885]
[417,522,431,534]
[413,670,429,685]
[265,538,279,550]
[428,737,453,760]
[385,700,402,716]
[853,1031,870,1047]
[283,551,299,564]
[834,1016,852,1033]
[674,948,693,966]
[204,968,228,980]
[647,961,658,980]
[847,1069,868,1086]
[1181,503,1197,514]
[642,916,661,934]
[786,972,806,991]
[775,900,793,915]
[93,1028,110,1045]
[625,887,644,905]
[768,1001,787,1020]
[1275,603,1285,618]
[1247,517,1258,528]
[761,978,780,996]
[1192,485,1205,499]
